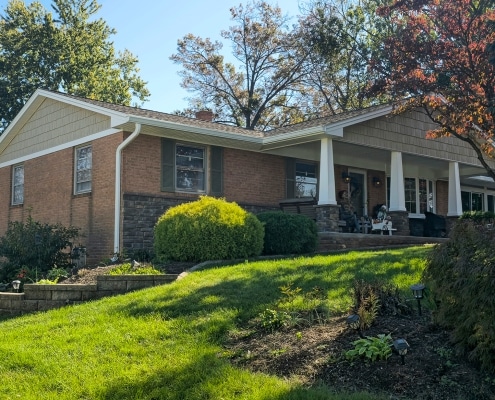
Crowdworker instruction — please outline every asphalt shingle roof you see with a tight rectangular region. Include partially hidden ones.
[51,90,390,138]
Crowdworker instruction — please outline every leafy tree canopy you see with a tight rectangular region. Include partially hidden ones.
[298,0,392,115]
[0,0,150,128]
[170,1,328,131]
[370,0,495,179]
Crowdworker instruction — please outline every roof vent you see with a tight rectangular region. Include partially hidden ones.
[195,110,214,122]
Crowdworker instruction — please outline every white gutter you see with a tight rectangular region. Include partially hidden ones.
[114,123,142,254]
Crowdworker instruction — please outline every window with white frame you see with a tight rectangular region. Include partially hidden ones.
[388,177,435,214]
[175,144,205,191]
[75,145,92,194]
[12,164,24,205]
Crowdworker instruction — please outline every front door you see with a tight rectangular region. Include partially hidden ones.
[348,171,367,217]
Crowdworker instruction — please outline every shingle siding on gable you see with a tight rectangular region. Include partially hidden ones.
[0,98,110,164]
[343,110,490,168]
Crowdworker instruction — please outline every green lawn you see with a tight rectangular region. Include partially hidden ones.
[0,246,431,399]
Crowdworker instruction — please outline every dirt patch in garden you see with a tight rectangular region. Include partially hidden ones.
[223,311,495,400]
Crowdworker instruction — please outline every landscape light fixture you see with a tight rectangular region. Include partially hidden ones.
[346,314,364,338]
[11,280,21,293]
[393,338,410,365]
[410,284,425,315]
[373,177,382,187]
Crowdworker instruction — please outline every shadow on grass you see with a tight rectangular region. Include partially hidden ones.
[99,349,374,400]
[108,247,427,324]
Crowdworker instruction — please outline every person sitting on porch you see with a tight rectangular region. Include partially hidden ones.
[338,190,360,233]
[377,205,388,221]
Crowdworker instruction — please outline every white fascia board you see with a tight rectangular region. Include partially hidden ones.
[0,128,120,168]
[262,126,326,146]
[41,90,129,121]
[127,115,264,146]
[323,105,393,134]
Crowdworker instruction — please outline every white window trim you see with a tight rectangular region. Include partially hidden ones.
[74,144,92,195]
[174,143,206,193]
[12,164,24,205]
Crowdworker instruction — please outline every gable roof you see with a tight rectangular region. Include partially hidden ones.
[0,89,393,162]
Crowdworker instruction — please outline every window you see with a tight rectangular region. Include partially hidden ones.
[387,177,435,214]
[462,190,484,212]
[75,145,92,194]
[286,159,318,198]
[404,178,417,213]
[161,139,223,195]
[175,144,205,191]
[12,164,24,205]
[295,162,317,198]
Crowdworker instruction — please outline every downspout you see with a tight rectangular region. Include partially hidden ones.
[114,123,142,254]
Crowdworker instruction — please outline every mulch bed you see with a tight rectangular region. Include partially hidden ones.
[224,311,495,400]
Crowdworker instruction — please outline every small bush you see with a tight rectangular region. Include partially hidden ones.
[345,334,393,362]
[423,218,495,372]
[0,217,80,283]
[108,263,162,275]
[256,211,318,255]
[154,196,264,262]
[352,279,411,323]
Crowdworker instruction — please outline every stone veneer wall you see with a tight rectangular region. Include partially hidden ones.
[0,274,177,315]
[122,193,278,254]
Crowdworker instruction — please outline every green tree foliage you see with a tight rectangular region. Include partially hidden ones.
[0,217,80,282]
[256,211,318,255]
[298,0,392,115]
[154,196,264,262]
[0,0,149,127]
[170,1,315,131]
[423,218,495,372]
[370,0,495,180]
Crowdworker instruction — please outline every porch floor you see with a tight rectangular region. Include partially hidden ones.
[317,232,447,253]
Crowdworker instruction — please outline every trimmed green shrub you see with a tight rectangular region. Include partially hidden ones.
[256,211,318,255]
[154,196,264,262]
[0,217,80,283]
[423,218,495,372]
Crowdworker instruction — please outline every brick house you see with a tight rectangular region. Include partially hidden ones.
[0,89,494,264]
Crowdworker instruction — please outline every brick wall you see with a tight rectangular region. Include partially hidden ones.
[0,133,123,264]
[436,180,449,215]
[223,148,285,206]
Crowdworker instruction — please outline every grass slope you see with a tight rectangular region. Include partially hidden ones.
[0,246,430,399]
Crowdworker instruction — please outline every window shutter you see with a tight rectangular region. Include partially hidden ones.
[210,146,223,196]
[161,139,175,191]
[286,158,295,199]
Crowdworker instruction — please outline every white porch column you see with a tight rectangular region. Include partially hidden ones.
[389,151,407,212]
[318,137,337,205]
[448,161,463,216]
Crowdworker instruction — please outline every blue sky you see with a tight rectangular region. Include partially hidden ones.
[0,0,304,113]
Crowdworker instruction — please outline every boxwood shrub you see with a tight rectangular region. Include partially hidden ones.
[256,211,318,255]
[154,196,264,262]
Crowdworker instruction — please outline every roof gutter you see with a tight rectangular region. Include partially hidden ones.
[114,123,141,254]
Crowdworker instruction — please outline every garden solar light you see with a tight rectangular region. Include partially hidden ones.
[346,314,364,338]
[410,284,425,315]
[393,338,410,365]
[11,280,21,293]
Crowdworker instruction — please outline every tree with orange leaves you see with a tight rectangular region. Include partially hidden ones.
[370,0,495,179]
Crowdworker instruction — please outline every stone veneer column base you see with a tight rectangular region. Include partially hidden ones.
[388,211,410,236]
[315,204,341,232]
[445,216,459,237]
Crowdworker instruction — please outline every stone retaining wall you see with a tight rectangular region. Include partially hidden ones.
[0,274,178,315]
